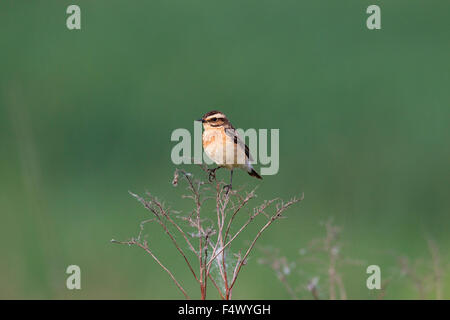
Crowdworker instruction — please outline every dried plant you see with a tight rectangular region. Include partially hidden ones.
[111,166,303,299]
[258,247,299,299]
[261,220,447,300]
[396,238,446,300]
[260,219,363,300]
[428,239,444,300]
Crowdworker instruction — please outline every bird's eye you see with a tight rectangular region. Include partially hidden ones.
[211,118,217,121]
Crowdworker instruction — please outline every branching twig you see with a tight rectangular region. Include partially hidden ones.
[112,168,303,299]
[111,238,190,299]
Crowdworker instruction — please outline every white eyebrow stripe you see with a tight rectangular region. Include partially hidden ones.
[205,115,225,120]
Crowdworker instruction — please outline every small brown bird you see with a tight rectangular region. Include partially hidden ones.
[197,110,262,190]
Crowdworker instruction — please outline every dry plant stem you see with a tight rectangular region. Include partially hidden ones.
[307,277,320,300]
[427,239,443,300]
[260,219,355,300]
[396,238,445,300]
[335,274,347,300]
[200,174,301,299]
[328,252,337,300]
[180,170,208,299]
[206,198,276,270]
[280,274,298,300]
[179,168,227,299]
[111,239,190,299]
[129,191,200,283]
[310,287,319,300]
[398,257,426,299]
[258,248,300,299]
[261,218,446,300]
[114,168,302,300]
[209,184,228,294]
[323,220,346,300]
[227,197,302,298]
[224,190,256,241]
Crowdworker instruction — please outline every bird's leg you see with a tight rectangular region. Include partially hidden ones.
[223,169,233,194]
[207,166,221,182]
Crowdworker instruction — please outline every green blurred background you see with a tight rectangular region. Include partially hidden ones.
[1,1,449,299]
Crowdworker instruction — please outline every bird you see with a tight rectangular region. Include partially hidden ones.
[197,110,262,191]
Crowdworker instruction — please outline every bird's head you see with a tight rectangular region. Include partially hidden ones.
[196,110,232,129]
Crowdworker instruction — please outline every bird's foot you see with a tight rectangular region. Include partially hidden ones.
[208,168,218,182]
[223,184,232,194]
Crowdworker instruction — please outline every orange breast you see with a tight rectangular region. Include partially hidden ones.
[203,134,216,148]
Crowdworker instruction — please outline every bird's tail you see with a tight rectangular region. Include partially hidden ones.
[248,167,263,180]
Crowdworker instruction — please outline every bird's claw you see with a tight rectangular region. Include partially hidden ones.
[208,168,217,182]
[223,184,232,194]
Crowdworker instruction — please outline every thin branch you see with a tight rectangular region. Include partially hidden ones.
[111,239,189,299]
[129,191,199,283]
[229,195,303,291]
[427,238,443,300]
[114,168,302,300]
[206,198,278,269]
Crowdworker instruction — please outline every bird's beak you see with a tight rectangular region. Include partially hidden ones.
[196,118,204,123]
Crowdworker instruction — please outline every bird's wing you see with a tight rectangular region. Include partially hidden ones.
[225,128,253,162]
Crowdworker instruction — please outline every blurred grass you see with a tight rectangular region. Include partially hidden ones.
[0,0,449,299]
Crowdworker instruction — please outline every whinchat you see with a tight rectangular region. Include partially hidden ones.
[197,110,262,190]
